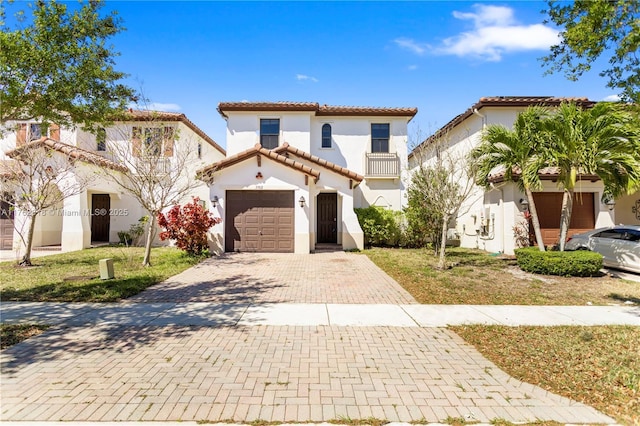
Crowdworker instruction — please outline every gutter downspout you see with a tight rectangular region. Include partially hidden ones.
[473,108,486,129]
[488,182,506,254]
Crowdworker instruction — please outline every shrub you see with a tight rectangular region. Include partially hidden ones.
[354,206,403,247]
[515,247,603,277]
[157,197,221,256]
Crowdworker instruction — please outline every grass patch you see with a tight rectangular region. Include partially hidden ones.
[364,247,640,305]
[0,323,50,349]
[451,325,640,425]
[0,246,204,302]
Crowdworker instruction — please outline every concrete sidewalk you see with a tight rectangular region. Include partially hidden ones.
[2,301,639,327]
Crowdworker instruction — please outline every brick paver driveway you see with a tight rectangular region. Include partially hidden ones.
[128,252,417,304]
[0,252,614,424]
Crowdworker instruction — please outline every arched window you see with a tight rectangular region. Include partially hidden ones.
[321,123,331,148]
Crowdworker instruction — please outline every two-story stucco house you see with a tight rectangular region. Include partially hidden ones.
[0,111,226,253]
[197,101,417,254]
[409,96,639,255]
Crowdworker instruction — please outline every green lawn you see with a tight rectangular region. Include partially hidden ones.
[0,246,203,302]
[363,247,640,305]
[453,325,640,425]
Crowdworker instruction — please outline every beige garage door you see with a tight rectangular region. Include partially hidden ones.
[225,190,294,253]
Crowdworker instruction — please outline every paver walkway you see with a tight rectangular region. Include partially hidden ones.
[0,252,622,424]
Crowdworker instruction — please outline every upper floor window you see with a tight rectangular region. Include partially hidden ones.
[371,123,390,153]
[197,142,202,159]
[260,119,279,149]
[321,123,332,148]
[131,126,175,157]
[16,122,60,146]
[29,124,42,141]
[96,128,106,151]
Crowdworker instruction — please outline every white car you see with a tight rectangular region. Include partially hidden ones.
[565,225,640,274]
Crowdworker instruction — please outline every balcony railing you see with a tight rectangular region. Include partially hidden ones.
[365,152,400,177]
[135,157,172,176]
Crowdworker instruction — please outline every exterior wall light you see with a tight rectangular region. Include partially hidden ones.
[299,196,305,208]
[519,198,529,211]
[604,197,616,211]
[211,195,219,208]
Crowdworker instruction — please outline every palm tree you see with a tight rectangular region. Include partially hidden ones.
[470,106,551,251]
[543,102,640,250]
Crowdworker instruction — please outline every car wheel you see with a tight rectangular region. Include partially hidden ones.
[576,246,590,251]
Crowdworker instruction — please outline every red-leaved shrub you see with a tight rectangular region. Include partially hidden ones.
[157,197,221,256]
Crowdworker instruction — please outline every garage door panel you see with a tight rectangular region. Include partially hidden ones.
[262,216,276,225]
[533,192,595,246]
[225,190,294,253]
[245,215,259,224]
[261,228,276,237]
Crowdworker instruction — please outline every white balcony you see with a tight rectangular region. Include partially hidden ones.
[365,152,400,178]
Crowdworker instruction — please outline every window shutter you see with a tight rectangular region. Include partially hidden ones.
[163,126,174,157]
[17,124,27,146]
[132,127,142,157]
[49,124,60,141]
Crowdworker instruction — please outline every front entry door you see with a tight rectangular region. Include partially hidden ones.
[91,194,110,242]
[317,193,337,243]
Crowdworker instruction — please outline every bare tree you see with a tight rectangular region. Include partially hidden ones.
[101,111,206,266]
[0,138,100,265]
[407,133,478,269]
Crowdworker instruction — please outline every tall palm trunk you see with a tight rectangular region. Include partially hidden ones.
[525,188,545,251]
[558,188,574,251]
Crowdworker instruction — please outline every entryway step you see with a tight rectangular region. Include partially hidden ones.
[313,243,343,253]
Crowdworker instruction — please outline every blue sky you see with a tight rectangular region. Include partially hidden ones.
[24,1,625,148]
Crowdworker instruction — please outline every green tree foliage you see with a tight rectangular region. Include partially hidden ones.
[0,0,136,130]
[470,106,551,251]
[354,206,403,247]
[405,165,449,251]
[543,102,640,250]
[406,156,475,269]
[542,0,640,103]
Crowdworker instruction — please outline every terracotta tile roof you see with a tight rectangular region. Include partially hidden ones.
[487,166,600,183]
[5,137,128,173]
[123,110,226,155]
[316,104,418,117]
[274,143,364,182]
[409,96,596,159]
[197,144,321,182]
[217,102,417,119]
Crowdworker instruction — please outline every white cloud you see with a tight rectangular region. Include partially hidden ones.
[407,65,418,71]
[452,4,516,27]
[296,74,319,83]
[128,102,181,112]
[602,94,621,102]
[396,4,560,62]
[393,37,430,56]
[146,102,181,112]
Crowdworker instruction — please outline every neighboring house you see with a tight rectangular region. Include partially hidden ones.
[197,101,417,253]
[0,111,225,252]
[409,96,639,255]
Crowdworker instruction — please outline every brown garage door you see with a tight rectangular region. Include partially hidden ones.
[533,192,595,246]
[1,196,14,250]
[225,190,294,253]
